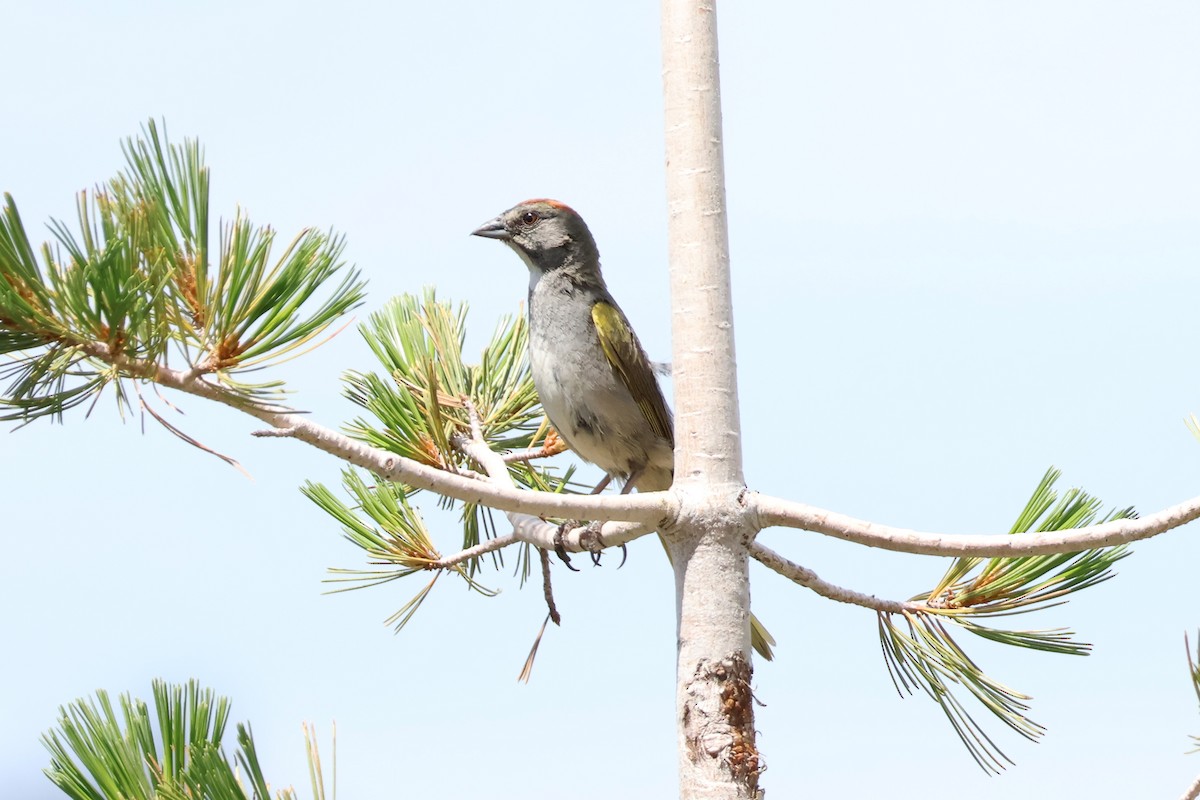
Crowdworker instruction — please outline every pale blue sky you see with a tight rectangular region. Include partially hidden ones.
[3,2,1199,797]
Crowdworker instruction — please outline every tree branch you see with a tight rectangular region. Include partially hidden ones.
[428,533,520,568]
[749,542,908,613]
[751,490,1200,557]
[94,339,1200,563]
[82,342,673,525]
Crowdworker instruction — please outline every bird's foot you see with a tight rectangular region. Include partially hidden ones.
[579,523,628,569]
[554,521,629,569]
[553,522,581,572]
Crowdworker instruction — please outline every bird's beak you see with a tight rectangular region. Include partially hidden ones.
[471,216,510,240]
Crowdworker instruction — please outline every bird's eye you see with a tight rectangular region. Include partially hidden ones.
[520,210,540,226]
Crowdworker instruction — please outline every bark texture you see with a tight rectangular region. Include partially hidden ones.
[669,501,761,799]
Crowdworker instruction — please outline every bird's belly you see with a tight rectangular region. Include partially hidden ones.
[529,337,649,478]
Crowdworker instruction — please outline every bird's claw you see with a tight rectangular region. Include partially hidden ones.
[555,521,629,570]
[592,543,628,568]
[581,521,605,567]
[582,524,628,569]
[554,522,580,572]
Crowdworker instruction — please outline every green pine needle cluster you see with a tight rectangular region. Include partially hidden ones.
[0,119,365,423]
[879,467,1134,773]
[304,469,500,632]
[344,290,546,465]
[304,290,583,629]
[42,679,331,800]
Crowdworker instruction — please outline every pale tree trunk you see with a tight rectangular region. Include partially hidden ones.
[661,1,761,798]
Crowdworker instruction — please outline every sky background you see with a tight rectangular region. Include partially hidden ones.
[2,1,1199,797]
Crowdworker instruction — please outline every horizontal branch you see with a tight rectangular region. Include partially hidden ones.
[751,491,1200,557]
[95,341,1200,561]
[749,542,907,613]
[86,343,673,526]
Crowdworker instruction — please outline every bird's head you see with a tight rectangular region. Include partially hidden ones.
[472,199,599,276]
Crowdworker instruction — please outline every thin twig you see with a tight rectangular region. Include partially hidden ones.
[136,386,249,478]
[514,548,563,684]
[502,426,568,463]
[252,427,298,438]
[430,534,520,568]
[749,542,910,613]
[464,395,485,443]
[539,548,561,625]
[454,397,511,484]
[502,447,549,464]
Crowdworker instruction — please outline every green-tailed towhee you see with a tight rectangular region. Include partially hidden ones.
[472,199,673,494]
[472,199,774,660]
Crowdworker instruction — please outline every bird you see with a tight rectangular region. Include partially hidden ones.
[472,199,775,660]
[472,199,674,497]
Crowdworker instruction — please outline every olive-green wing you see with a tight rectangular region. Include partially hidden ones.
[591,301,673,446]
[593,302,773,660]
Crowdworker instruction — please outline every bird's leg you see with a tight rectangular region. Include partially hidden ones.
[583,521,609,567]
[559,472,614,566]
[610,470,638,567]
[581,473,615,566]
[589,469,640,567]
[553,473,615,569]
